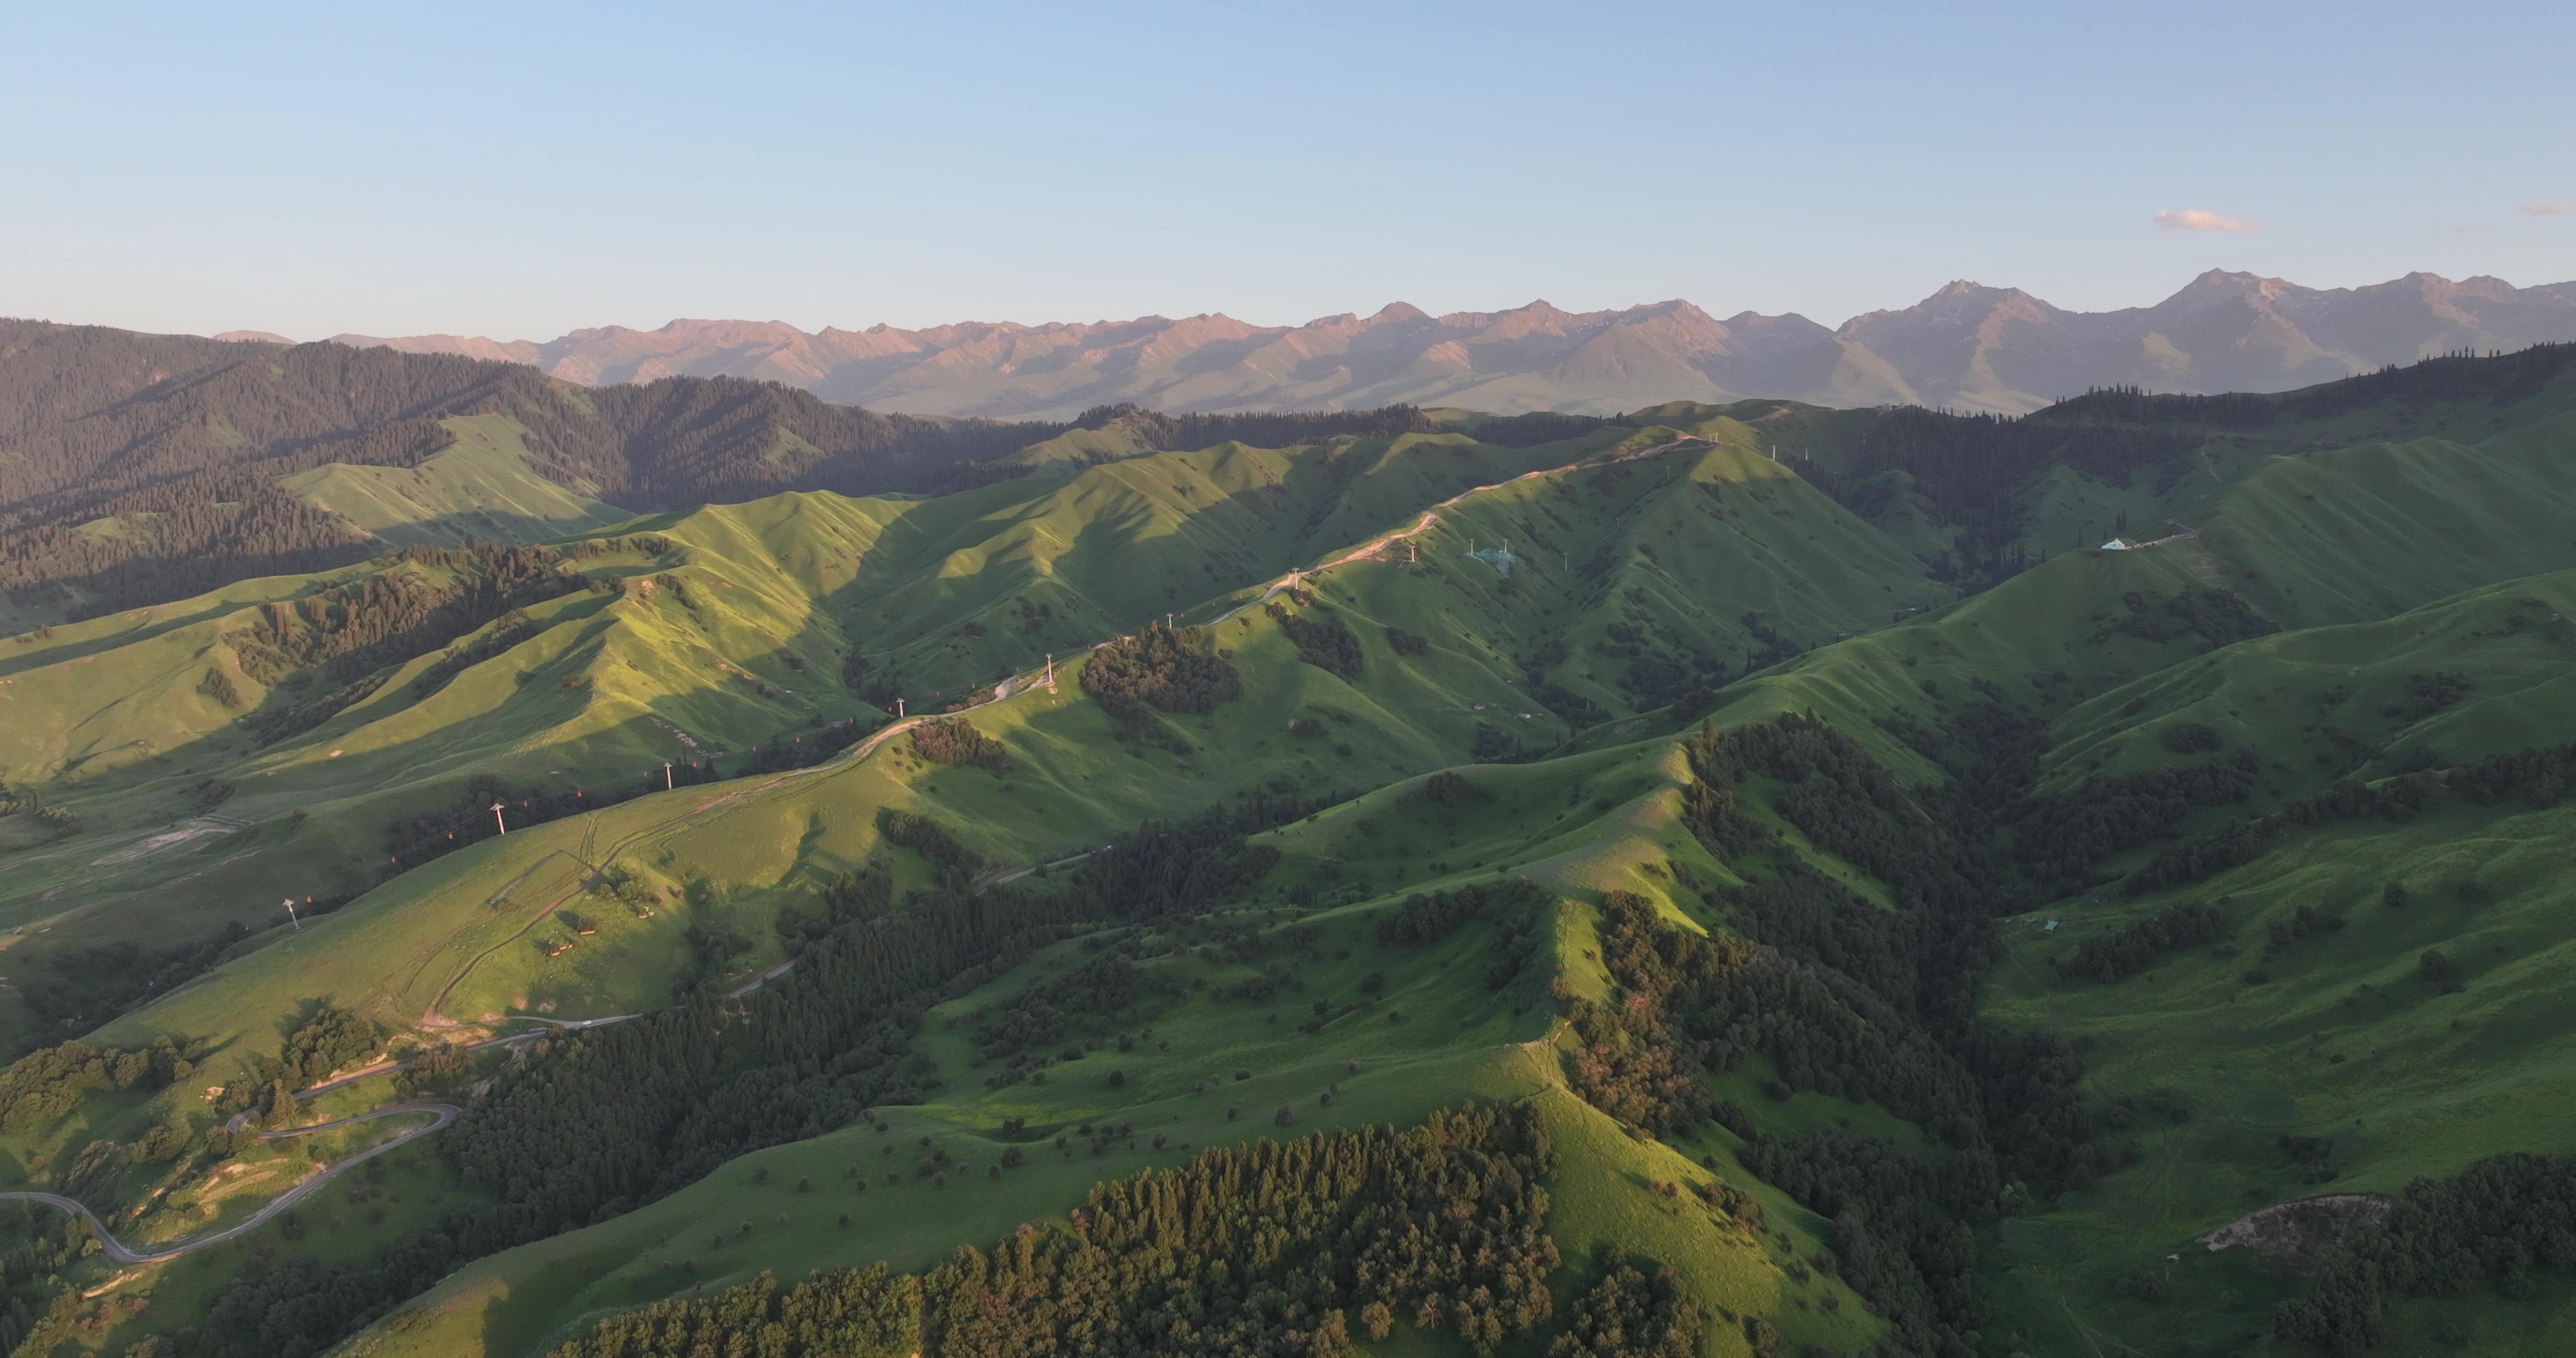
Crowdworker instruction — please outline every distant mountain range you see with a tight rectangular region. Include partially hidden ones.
[222,270,2576,418]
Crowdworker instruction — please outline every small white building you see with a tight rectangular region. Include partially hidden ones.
[2100,538,2131,551]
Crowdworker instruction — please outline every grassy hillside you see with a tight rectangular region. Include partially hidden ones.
[0,416,1961,1057]
[3,351,2575,1358]
[279,414,634,548]
[2044,568,2576,801]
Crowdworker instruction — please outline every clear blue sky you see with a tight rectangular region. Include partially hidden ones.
[5,0,2569,340]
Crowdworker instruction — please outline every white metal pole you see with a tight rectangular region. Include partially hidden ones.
[491,802,508,835]
[663,761,674,790]
[283,898,299,930]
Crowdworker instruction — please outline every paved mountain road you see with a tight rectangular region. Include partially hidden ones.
[0,1102,457,1263]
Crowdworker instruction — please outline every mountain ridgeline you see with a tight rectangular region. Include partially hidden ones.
[1,318,1614,623]
[0,344,2571,1357]
[321,269,2576,419]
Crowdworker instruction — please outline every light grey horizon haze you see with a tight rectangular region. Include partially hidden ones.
[2,0,2568,341]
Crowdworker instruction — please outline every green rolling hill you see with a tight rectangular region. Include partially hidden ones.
[278,415,635,550]
[0,347,2571,1358]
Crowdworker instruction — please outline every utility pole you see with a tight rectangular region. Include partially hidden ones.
[662,761,674,790]
[282,898,300,931]
[491,802,508,835]
[1044,653,1056,692]
[896,697,905,717]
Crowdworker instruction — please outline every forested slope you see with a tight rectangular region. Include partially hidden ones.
[0,349,2568,1357]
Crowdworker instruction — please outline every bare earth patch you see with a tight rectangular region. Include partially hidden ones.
[2197,1193,2392,1258]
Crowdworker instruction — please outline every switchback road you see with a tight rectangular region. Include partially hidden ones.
[0,1101,457,1263]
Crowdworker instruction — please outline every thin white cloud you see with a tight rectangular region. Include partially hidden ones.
[2154,208,2261,234]
[2521,201,2573,217]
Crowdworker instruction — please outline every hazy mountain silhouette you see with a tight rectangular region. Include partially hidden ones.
[317,271,2576,417]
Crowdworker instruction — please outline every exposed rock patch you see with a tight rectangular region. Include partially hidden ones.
[2197,1193,2392,1258]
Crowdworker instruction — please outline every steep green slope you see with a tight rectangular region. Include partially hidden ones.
[2198,407,2576,629]
[1981,770,2576,1354]
[2045,568,2576,801]
[0,417,1960,1057]
[5,351,2576,1358]
[1783,343,2576,608]
[279,414,633,548]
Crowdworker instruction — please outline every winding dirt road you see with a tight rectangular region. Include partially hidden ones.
[0,1101,458,1263]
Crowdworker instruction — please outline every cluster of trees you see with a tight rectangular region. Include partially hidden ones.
[1564,716,2127,1354]
[2385,671,2473,722]
[2014,752,2261,898]
[0,1039,192,1131]
[1471,723,1530,763]
[1038,795,1324,931]
[0,1204,96,1358]
[2276,340,2576,417]
[547,1264,918,1358]
[233,671,391,746]
[228,543,580,685]
[968,955,1181,1086]
[2162,721,2222,754]
[2101,588,2278,649]
[1736,1130,1995,1354]
[0,784,76,835]
[1540,1247,1706,1358]
[2058,900,2225,982]
[1788,405,2200,588]
[1467,409,1620,447]
[2039,384,2281,431]
[1079,622,1242,726]
[839,650,905,707]
[1886,691,2275,904]
[0,326,475,617]
[735,718,870,777]
[1483,899,1546,993]
[11,920,252,1042]
[1,469,386,620]
[2257,902,2345,966]
[1068,401,1444,451]
[1376,879,1535,948]
[552,1103,1562,1358]
[875,808,984,890]
[1770,346,2576,600]
[1401,770,1495,810]
[909,717,1008,773]
[2276,1151,2576,1353]
[1274,606,1363,681]
[2126,737,2576,896]
[279,1001,383,1089]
